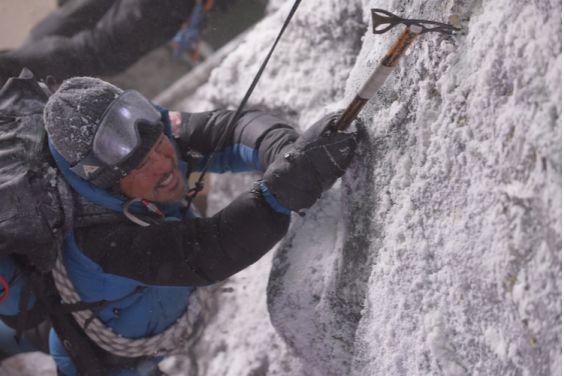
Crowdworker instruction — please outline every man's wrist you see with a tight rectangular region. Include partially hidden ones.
[256,181,291,216]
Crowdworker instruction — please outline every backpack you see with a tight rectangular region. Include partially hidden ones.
[0,69,108,375]
[0,68,73,272]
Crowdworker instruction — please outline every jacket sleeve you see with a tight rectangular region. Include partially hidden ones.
[174,110,299,173]
[76,187,291,286]
[0,0,194,80]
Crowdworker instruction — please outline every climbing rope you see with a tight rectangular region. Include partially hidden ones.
[51,253,218,357]
[186,0,303,210]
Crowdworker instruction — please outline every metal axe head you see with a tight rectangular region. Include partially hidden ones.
[371,8,461,35]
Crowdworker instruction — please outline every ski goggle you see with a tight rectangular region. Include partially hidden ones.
[70,90,163,181]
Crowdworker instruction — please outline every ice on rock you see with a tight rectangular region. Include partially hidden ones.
[166,0,560,375]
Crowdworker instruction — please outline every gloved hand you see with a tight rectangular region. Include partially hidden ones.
[262,112,359,212]
[215,0,237,12]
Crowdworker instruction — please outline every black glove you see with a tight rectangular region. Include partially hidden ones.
[262,112,358,212]
[215,0,237,12]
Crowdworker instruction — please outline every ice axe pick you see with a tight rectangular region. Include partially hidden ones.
[333,9,460,131]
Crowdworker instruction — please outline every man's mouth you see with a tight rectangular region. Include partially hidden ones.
[156,171,177,191]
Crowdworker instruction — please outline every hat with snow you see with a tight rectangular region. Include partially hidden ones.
[44,77,162,188]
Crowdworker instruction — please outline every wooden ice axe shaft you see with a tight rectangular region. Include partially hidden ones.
[334,25,423,131]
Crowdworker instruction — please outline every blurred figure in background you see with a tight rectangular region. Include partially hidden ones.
[0,0,222,87]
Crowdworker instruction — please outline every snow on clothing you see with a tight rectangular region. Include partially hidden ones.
[0,106,297,374]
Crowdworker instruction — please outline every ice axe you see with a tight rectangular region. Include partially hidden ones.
[333,9,461,131]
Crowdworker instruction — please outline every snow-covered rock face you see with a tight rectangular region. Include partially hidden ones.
[175,0,560,375]
[342,1,561,375]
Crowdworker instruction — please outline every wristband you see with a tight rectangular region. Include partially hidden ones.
[257,181,291,215]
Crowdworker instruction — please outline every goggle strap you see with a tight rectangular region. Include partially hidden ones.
[70,149,129,184]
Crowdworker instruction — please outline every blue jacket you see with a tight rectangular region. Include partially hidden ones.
[0,107,296,375]
[48,113,197,375]
[0,155,195,375]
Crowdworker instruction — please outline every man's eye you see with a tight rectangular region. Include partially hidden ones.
[157,142,172,155]
[136,157,152,171]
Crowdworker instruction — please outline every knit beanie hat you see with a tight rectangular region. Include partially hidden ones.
[44,77,162,188]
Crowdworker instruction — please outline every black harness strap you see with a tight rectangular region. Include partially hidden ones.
[14,281,32,344]
[13,256,106,376]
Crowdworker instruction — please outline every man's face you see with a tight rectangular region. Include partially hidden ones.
[119,134,187,203]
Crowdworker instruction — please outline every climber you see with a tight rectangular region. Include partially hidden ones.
[0,73,358,375]
[0,0,223,87]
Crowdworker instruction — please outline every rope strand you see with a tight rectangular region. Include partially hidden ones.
[186,0,303,210]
